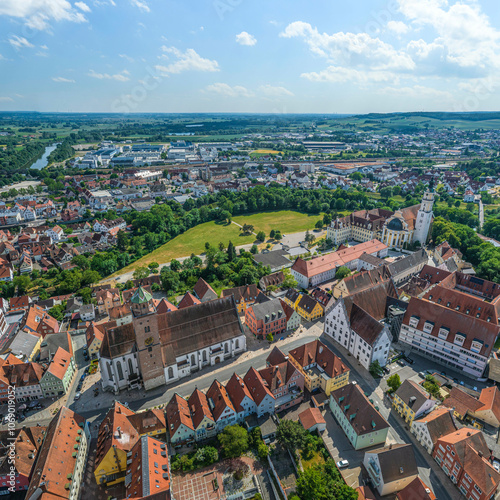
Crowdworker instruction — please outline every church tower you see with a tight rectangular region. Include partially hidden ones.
[412,191,434,246]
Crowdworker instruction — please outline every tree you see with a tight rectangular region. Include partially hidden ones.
[257,442,269,461]
[218,425,248,458]
[282,269,298,289]
[170,259,182,272]
[423,375,441,400]
[148,262,159,273]
[270,229,276,238]
[274,231,282,240]
[72,255,90,271]
[133,267,149,280]
[369,360,382,377]
[315,220,323,229]
[256,231,266,242]
[276,420,307,451]
[227,241,237,261]
[266,333,274,343]
[160,268,180,293]
[323,213,332,226]
[81,270,101,287]
[219,210,232,224]
[454,200,461,207]
[387,373,401,393]
[250,245,258,255]
[242,223,254,234]
[296,460,357,500]
[13,275,31,295]
[335,266,351,280]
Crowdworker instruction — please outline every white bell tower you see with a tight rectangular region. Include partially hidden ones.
[412,191,434,245]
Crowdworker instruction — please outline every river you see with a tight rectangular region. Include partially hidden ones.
[30,143,58,170]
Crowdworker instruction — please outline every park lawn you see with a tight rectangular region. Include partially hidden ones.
[251,149,282,154]
[301,450,326,470]
[109,220,256,277]
[233,211,323,235]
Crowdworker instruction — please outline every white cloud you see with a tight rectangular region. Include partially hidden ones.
[235,31,257,46]
[205,83,253,97]
[40,44,48,50]
[0,97,13,102]
[88,69,130,81]
[156,47,219,75]
[52,76,76,83]
[8,36,34,50]
[0,0,87,31]
[131,0,150,12]
[280,21,415,73]
[301,66,396,85]
[119,54,135,63]
[258,85,294,97]
[387,21,410,36]
[378,85,452,100]
[397,0,500,74]
[93,0,116,6]
[75,2,91,12]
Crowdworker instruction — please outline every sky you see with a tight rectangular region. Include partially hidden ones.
[0,0,499,114]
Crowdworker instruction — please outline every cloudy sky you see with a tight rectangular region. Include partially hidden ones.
[0,0,499,113]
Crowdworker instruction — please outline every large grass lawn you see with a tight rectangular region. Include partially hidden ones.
[233,210,323,235]
[110,210,322,278]
[110,220,255,277]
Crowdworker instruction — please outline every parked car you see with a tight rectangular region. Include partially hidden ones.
[418,372,426,378]
[383,366,390,374]
[337,460,349,469]
[74,392,81,401]
[397,360,405,367]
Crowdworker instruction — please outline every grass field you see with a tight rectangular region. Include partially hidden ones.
[233,210,322,234]
[251,149,282,154]
[110,210,322,278]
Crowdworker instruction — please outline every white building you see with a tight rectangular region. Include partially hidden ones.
[324,282,395,370]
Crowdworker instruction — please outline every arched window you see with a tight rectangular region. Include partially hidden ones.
[191,354,196,366]
[235,339,239,349]
[224,343,229,354]
[107,362,113,380]
[202,350,207,362]
[168,366,174,379]
[116,360,124,381]
[128,358,134,375]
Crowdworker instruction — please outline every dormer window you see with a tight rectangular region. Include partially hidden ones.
[471,339,483,354]
[438,327,449,340]
[454,333,466,346]
[409,316,419,328]
[423,321,434,334]
[447,302,451,307]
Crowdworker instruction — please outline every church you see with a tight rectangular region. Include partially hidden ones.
[327,192,434,250]
[99,287,247,393]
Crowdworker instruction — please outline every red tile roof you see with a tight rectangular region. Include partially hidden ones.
[298,407,326,430]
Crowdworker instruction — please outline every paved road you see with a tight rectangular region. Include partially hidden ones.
[3,330,321,433]
[318,333,460,500]
[479,200,484,228]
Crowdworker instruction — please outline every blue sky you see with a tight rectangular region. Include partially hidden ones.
[0,0,499,113]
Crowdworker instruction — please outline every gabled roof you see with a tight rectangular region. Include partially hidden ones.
[463,443,500,495]
[157,297,243,366]
[477,386,500,422]
[46,347,72,381]
[26,407,86,499]
[298,407,326,430]
[243,367,274,406]
[396,477,436,500]
[266,346,287,366]
[366,444,418,483]
[206,380,236,421]
[395,379,431,410]
[222,284,259,302]
[99,322,136,360]
[443,387,483,416]
[288,340,349,379]
[403,297,498,358]
[225,373,255,412]
[177,292,201,309]
[259,360,297,392]
[331,383,389,436]
[155,298,178,314]
[412,407,457,447]
[188,389,215,429]
[437,428,490,465]
[193,278,217,300]
[95,402,140,468]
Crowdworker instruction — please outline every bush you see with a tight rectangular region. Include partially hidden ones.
[258,442,269,461]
